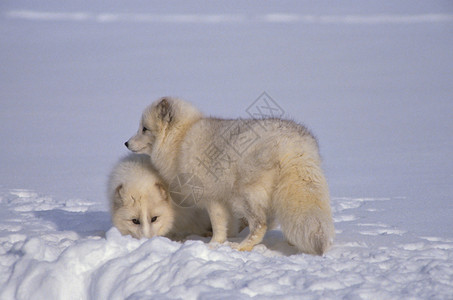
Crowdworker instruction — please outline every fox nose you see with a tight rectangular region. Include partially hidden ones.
[124,141,129,148]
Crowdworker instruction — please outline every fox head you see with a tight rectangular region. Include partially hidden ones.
[124,97,202,156]
[111,180,175,239]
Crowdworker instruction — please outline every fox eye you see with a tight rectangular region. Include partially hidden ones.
[132,218,140,225]
[151,216,158,223]
[142,127,149,133]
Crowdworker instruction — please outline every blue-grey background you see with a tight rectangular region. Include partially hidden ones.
[1,0,452,237]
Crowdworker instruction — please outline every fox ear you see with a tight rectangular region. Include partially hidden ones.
[114,184,124,206]
[157,98,173,123]
[155,182,170,202]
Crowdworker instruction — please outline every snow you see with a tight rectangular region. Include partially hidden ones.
[1,1,453,299]
[1,191,453,299]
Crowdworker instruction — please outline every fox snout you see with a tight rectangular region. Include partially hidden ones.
[124,137,149,154]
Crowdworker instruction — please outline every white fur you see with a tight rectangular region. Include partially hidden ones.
[108,154,212,240]
[126,97,335,255]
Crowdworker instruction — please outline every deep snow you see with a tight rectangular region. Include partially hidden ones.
[1,1,453,299]
[1,190,453,299]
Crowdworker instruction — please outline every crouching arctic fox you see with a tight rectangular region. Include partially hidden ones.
[108,154,212,240]
[125,97,335,255]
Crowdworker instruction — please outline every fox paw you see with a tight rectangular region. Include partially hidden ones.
[208,241,222,250]
[231,242,254,252]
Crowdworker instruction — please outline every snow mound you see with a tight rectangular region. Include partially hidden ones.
[1,189,452,299]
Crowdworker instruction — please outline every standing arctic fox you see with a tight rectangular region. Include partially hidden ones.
[108,154,212,240]
[125,97,335,255]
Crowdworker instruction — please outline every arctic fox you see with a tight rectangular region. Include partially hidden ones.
[125,98,334,255]
[108,154,212,240]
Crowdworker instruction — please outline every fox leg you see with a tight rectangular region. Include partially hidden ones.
[233,187,269,251]
[207,200,231,244]
[236,218,267,251]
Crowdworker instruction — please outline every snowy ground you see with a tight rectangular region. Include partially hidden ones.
[1,190,453,299]
[1,1,453,299]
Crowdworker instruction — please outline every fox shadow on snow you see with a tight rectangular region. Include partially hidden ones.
[34,210,299,255]
[34,209,112,238]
